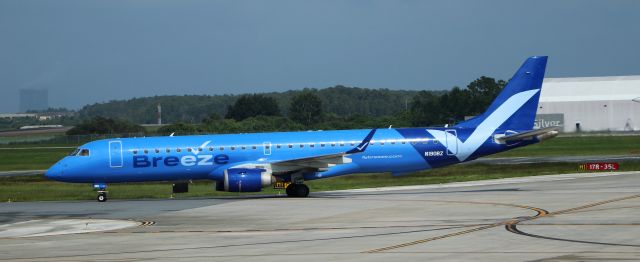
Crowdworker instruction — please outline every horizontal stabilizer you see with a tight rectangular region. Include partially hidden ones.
[495,126,560,143]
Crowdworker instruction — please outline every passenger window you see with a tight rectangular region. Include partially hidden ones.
[198,147,203,151]
[310,144,315,148]
[144,149,149,154]
[380,141,385,145]
[209,147,213,151]
[288,144,293,148]
[276,144,281,149]
[230,146,235,150]
[219,147,224,151]
[300,144,304,148]
[155,149,160,153]
[79,149,90,156]
[132,150,138,155]
[401,141,406,144]
[187,148,192,152]
[252,145,257,149]
[331,143,336,147]
[339,142,344,146]
[390,141,396,145]
[166,148,170,153]
[241,146,246,150]
[434,140,438,144]
[176,148,182,153]
[350,142,355,146]
[320,143,325,147]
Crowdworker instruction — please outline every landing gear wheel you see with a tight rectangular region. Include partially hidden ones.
[286,184,309,198]
[97,192,107,202]
[296,184,309,197]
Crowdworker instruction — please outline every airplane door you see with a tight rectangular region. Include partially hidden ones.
[263,142,271,156]
[445,129,458,156]
[109,141,123,168]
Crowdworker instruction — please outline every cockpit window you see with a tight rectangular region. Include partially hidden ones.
[78,149,90,156]
[69,148,80,156]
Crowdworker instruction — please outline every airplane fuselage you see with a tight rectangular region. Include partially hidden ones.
[46,127,537,184]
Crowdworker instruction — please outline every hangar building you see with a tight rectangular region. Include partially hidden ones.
[535,75,640,132]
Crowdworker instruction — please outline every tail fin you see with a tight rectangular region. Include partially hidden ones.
[455,56,548,130]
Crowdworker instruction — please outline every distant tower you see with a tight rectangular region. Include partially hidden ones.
[157,104,162,125]
[19,89,48,112]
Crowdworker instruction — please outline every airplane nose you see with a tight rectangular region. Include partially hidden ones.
[45,163,64,180]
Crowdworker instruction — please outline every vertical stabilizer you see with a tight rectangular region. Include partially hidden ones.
[455,56,548,131]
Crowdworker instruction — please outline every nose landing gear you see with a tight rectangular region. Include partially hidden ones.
[93,183,108,202]
[97,191,108,202]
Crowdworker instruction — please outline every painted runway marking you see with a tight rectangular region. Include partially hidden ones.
[139,221,156,226]
[505,194,640,247]
[363,201,549,253]
[364,194,640,253]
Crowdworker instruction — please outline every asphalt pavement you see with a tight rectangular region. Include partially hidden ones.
[1,172,639,261]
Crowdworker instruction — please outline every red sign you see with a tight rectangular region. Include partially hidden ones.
[579,163,619,171]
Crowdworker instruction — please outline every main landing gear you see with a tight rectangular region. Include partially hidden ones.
[285,183,309,198]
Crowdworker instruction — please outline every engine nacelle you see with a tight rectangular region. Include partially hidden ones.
[221,168,274,192]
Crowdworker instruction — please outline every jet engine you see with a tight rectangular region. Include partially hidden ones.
[216,168,274,192]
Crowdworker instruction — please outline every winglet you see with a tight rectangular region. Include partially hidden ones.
[346,129,377,154]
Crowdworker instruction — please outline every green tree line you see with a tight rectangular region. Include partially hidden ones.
[67,77,505,135]
[77,86,421,124]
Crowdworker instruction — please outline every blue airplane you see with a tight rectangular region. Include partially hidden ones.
[46,56,558,202]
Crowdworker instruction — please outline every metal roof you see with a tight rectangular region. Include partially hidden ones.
[540,75,640,102]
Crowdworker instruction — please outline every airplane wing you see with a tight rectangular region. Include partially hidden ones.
[495,126,560,143]
[269,128,377,173]
[217,129,377,174]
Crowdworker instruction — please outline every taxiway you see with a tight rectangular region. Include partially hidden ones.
[1,172,639,261]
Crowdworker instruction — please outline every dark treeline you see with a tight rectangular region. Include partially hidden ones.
[411,76,506,126]
[77,86,422,124]
[67,77,505,135]
[78,95,235,124]
[67,117,144,135]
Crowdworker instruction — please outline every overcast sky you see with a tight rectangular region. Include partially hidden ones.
[0,0,638,112]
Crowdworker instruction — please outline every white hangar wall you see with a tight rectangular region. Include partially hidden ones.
[536,76,640,132]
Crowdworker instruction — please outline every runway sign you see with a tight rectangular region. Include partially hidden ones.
[579,162,619,171]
